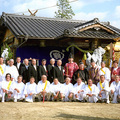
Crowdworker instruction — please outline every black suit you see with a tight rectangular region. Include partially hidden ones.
[22,65,36,83]
[14,62,24,75]
[47,64,55,83]
[31,65,39,83]
[38,65,47,81]
[53,66,64,83]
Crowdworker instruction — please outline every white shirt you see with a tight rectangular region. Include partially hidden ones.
[43,65,47,71]
[24,82,37,95]
[73,82,85,94]
[37,80,50,93]
[3,65,19,81]
[50,82,62,95]
[0,64,6,81]
[33,65,37,70]
[110,81,120,93]
[97,81,110,92]
[17,62,21,69]
[84,84,99,96]
[99,67,111,82]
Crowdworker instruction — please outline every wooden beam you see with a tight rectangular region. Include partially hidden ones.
[79,24,115,34]
[113,37,120,41]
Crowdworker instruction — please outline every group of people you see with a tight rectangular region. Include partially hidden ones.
[0,53,120,103]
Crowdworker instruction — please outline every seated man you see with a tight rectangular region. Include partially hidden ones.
[97,75,110,104]
[50,78,62,101]
[110,75,120,103]
[13,75,25,102]
[37,75,51,101]
[60,77,74,102]
[1,73,14,102]
[24,76,37,102]
[84,79,99,103]
[73,77,85,102]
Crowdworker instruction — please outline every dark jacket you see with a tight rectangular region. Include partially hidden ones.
[38,65,47,81]
[72,68,89,84]
[47,64,55,83]
[53,66,64,83]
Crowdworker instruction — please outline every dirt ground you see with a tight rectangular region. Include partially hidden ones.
[0,102,120,120]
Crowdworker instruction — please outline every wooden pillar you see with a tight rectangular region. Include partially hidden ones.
[92,38,98,50]
[70,38,74,59]
[71,46,74,59]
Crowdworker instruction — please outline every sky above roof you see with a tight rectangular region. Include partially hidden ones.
[0,0,120,28]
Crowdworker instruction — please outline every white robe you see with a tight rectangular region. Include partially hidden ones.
[50,82,62,96]
[24,82,37,102]
[73,82,85,101]
[3,65,19,81]
[99,67,111,82]
[84,84,99,103]
[97,81,109,101]
[110,81,120,103]
[0,64,6,82]
[37,80,50,93]
[13,81,25,100]
[1,80,14,102]
[60,83,73,101]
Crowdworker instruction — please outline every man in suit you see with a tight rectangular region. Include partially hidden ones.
[38,59,47,81]
[31,59,38,83]
[53,60,64,83]
[47,58,55,83]
[22,59,35,83]
[14,57,24,75]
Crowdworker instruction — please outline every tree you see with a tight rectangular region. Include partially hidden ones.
[55,0,75,19]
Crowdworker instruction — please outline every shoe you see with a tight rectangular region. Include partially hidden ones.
[14,99,17,102]
[106,100,110,104]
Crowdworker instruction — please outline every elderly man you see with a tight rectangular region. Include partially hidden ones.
[0,57,6,82]
[3,59,19,81]
[72,60,89,84]
[53,60,64,83]
[13,75,25,102]
[22,59,35,83]
[50,78,62,101]
[97,75,110,104]
[110,75,120,103]
[14,57,24,75]
[84,79,99,103]
[60,77,74,102]
[89,59,100,85]
[47,58,55,83]
[73,77,85,102]
[37,75,51,101]
[64,53,78,82]
[100,61,110,83]
[24,76,37,102]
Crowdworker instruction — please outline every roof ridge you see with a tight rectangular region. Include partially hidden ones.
[2,12,86,23]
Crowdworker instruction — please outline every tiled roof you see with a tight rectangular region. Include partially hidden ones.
[1,12,120,40]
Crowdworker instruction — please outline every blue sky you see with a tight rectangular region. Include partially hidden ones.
[0,0,120,28]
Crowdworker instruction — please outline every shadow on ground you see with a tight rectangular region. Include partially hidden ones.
[53,113,120,120]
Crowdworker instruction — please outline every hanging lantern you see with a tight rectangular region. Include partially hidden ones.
[83,53,87,60]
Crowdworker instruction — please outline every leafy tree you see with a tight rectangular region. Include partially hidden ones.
[55,0,75,19]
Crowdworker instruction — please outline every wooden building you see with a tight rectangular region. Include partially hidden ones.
[0,12,120,65]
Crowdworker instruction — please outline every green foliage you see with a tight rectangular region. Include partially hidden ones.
[1,43,13,60]
[55,0,75,19]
